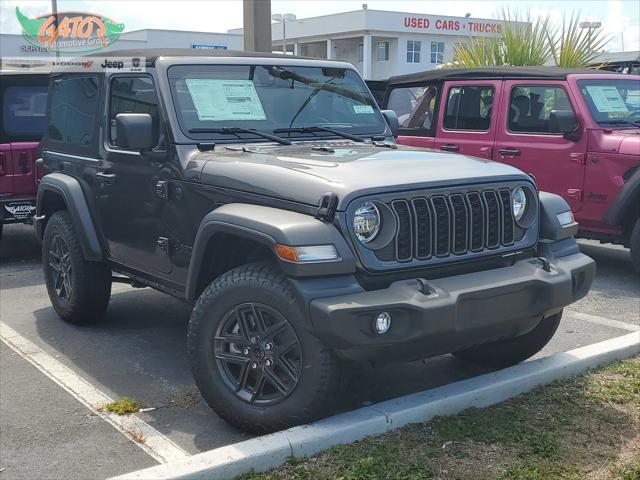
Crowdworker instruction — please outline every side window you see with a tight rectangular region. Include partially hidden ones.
[3,86,48,138]
[47,76,99,148]
[443,85,494,131]
[388,85,438,130]
[407,41,421,63]
[109,76,161,149]
[509,85,573,133]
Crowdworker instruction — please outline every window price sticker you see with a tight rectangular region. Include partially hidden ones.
[185,79,267,121]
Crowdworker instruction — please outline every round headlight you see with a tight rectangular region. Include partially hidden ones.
[512,187,527,222]
[353,202,380,243]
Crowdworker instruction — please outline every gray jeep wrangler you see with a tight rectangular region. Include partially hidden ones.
[36,49,595,433]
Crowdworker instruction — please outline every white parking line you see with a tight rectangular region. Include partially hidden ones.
[0,321,190,464]
[565,310,640,332]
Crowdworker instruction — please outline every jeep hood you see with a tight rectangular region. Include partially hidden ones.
[196,143,529,209]
[590,127,640,156]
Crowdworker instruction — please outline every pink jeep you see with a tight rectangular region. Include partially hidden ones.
[377,67,640,272]
[0,71,49,238]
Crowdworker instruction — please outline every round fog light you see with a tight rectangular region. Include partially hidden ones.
[374,312,392,334]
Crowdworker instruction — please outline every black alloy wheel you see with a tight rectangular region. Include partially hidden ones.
[48,234,73,301]
[214,303,302,405]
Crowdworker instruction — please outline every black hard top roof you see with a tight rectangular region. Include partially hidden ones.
[387,66,612,85]
[88,48,339,65]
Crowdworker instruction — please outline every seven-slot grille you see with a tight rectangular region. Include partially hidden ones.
[389,188,516,262]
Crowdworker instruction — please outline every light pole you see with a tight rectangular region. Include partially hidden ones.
[579,21,602,51]
[271,13,296,54]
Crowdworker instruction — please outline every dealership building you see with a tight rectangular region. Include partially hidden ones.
[232,9,512,80]
[1,7,512,80]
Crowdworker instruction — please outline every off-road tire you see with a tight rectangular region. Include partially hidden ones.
[43,210,111,324]
[630,218,640,275]
[187,263,341,433]
[453,311,562,367]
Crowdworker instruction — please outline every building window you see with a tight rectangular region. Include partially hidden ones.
[358,43,364,62]
[377,41,389,61]
[406,40,421,63]
[431,42,445,64]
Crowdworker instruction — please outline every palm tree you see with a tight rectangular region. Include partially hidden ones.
[451,10,609,68]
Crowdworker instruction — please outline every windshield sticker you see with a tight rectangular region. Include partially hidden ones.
[585,85,629,113]
[353,104,375,114]
[185,79,267,121]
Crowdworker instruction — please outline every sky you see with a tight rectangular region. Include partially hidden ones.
[1,0,638,52]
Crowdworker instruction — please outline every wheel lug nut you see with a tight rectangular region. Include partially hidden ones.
[242,348,250,355]
[251,362,258,369]
[265,343,273,351]
[265,359,273,367]
[250,336,259,344]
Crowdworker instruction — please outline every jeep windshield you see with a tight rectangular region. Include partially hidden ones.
[168,64,386,142]
[577,78,640,127]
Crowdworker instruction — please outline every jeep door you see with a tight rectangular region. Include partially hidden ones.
[96,74,172,274]
[386,83,439,148]
[494,81,587,212]
[433,80,502,159]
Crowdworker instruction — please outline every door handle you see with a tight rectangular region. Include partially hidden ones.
[440,144,459,152]
[0,152,5,175]
[498,148,521,157]
[96,172,117,185]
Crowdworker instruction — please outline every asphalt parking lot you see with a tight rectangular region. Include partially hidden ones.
[1,223,639,480]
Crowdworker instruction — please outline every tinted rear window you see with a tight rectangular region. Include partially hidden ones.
[3,86,48,138]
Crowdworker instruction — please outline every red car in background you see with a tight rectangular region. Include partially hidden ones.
[376,67,640,273]
[0,71,49,238]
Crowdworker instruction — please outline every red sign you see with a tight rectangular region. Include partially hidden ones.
[403,16,502,34]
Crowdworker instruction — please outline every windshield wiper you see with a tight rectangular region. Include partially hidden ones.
[597,119,640,127]
[188,127,291,145]
[274,126,365,143]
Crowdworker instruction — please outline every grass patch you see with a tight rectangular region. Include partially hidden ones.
[239,356,640,480]
[101,397,141,415]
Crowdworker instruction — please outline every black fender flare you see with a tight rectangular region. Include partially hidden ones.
[603,168,640,228]
[36,173,104,261]
[185,203,356,302]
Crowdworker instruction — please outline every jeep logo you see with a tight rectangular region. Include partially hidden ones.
[101,59,124,69]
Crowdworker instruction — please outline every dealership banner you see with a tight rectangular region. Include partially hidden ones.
[15,6,124,54]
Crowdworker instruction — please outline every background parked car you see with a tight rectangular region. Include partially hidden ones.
[375,67,640,273]
[0,71,49,239]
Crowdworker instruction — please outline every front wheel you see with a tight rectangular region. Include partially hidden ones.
[453,311,562,367]
[187,263,342,433]
[630,218,640,275]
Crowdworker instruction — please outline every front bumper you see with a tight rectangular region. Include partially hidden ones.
[309,253,595,360]
[1,196,37,224]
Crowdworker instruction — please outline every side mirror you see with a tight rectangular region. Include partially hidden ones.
[381,109,399,138]
[549,110,581,141]
[115,113,154,151]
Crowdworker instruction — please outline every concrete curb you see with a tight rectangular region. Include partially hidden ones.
[112,332,639,480]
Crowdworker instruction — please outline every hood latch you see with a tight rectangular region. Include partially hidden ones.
[316,192,339,222]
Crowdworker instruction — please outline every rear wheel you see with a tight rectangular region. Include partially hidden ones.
[187,263,341,433]
[630,218,640,275]
[453,311,562,367]
[43,210,111,324]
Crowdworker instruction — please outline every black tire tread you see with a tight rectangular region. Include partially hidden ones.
[187,263,341,433]
[43,210,111,324]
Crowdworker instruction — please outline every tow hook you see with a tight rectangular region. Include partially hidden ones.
[537,257,552,272]
[416,278,436,295]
